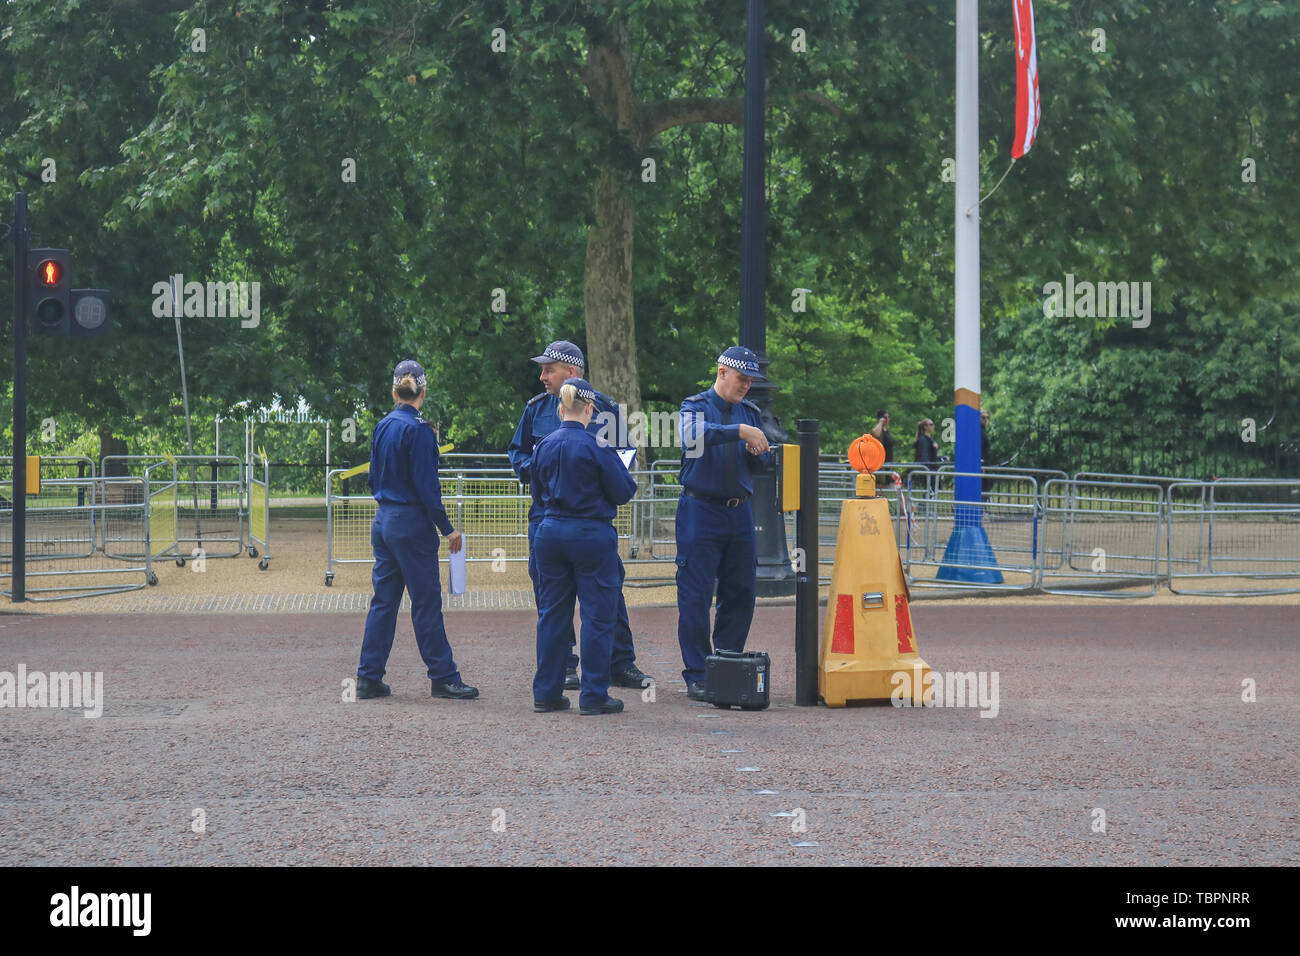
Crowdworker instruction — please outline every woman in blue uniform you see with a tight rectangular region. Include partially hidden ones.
[530,377,638,715]
[355,359,478,701]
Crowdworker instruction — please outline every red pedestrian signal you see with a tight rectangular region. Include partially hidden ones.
[37,259,63,286]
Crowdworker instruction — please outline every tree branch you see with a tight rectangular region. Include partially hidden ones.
[642,96,743,138]
[445,5,475,31]
[789,90,845,117]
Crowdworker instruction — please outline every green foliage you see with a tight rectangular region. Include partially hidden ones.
[1,0,1297,480]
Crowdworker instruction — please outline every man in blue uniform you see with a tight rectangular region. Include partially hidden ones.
[675,346,772,701]
[508,340,652,691]
[357,359,478,701]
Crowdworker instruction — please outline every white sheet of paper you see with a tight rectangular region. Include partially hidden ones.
[618,448,636,470]
[448,546,467,595]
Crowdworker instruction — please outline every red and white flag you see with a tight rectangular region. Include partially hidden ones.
[1011,0,1040,158]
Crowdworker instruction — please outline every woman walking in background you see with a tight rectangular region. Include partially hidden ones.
[914,418,940,465]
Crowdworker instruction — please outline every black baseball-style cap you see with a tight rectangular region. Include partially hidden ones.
[717,345,767,381]
[393,359,427,388]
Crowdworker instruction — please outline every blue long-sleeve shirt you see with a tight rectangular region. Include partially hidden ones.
[530,421,637,521]
[367,404,454,535]
[677,387,772,499]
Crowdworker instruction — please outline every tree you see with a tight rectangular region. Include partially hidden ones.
[5,0,1297,476]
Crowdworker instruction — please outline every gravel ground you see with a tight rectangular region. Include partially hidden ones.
[1,604,1296,866]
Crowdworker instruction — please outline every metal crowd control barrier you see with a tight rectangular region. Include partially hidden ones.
[323,466,510,585]
[144,461,180,570]
[939,464,1067,481]
[939,464,1066,507]
[317,457,1298,597]
[100,463,178,571]
[438,458,644,561]
[1166,480,1300,596]
[443,467,529,563]
[622,471,650,559]
[1,455,96,476]
[247,457,272,569]
[901,470,1039,591]
[1,456,98,513]
[101,466,150,560]
[0,475,157,600]
[1038,479,1163,596]
[638,460,683,562]
[817,466,858,570]
[102,454,251,561]
[324,463,646,584]
[325,468,377,585]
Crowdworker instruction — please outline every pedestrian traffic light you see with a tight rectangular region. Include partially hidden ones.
[27,248,71,335]
[70,289,111,337]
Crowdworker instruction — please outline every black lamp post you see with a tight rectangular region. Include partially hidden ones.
[740,0,794,597]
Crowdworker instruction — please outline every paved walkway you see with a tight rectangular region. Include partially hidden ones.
[4,589,537,614]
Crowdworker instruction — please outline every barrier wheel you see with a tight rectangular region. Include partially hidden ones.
[325,572,335,587]
[248,546,259,559]
[146,571,158,586]
[741,704,766,711]
[258,558,269,571]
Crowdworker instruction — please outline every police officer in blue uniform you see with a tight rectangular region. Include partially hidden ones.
[356,359,479,701]
[676,347,772,701]
[531,377,638,715]
[508,340,652,691]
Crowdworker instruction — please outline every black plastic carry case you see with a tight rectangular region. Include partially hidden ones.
[705,649,770,710]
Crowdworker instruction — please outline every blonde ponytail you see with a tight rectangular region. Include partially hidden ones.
[395,374,423,401]
[559,382,584,413]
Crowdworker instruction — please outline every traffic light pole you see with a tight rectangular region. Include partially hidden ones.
[11,192,28,602]
[741,0,794,598]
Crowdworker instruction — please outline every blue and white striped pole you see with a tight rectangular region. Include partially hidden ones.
[939,0,1002,583]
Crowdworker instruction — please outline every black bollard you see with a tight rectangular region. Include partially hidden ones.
[795,419,820,706]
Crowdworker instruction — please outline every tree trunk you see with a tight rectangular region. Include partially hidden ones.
[583,165,641,422]
[98,426,128,476]
[582,20,644,454]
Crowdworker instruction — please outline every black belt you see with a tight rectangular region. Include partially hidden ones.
[683,489,750,508]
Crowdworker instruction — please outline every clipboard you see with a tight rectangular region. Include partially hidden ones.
[448,546,467,595]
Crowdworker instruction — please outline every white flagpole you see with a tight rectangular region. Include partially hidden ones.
[940,0,1003,584]
[954,0,981,488]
